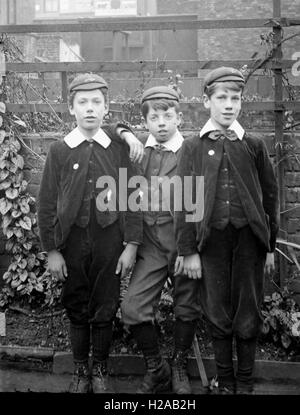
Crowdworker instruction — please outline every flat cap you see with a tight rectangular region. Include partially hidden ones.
[69,73,108,93]
[141,86,179,104]
[203,67,245,90]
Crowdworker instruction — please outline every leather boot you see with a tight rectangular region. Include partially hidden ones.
[137,355,171,394]
[69,362,90,393]
[236,337,257,395]
[211,336,236,393]
[171,350,192,394]
[91,360,115,393]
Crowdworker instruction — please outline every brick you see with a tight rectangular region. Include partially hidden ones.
[287,234,300,246]
[286,188,300,203]
[285,157,300,172]
[287,219,300,233]
[285,173,300,187]
[284,204,300,219]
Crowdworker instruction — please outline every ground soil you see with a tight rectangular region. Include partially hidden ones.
[0,303,298,363]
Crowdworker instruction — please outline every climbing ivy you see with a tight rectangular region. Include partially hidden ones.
[0,83,61,308]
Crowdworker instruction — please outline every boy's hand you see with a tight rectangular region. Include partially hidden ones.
[115,243,138,278]
[183,253,202,279]
[265,252,275,275]
[174,256,184,276]
[47,250,68,281]
[118,130,144,163]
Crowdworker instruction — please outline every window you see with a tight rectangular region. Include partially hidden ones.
[44,0,59,12]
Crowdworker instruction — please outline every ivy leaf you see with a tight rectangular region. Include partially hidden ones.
[2,214,12,230]
[2,271,11,281]
[17,284,24,291]
[19,180,28,193]
[0,115,2,127]
[0,180,12,190]
[23,241,33,251]
[18,259,27,270]
[11,279,21,288]
[29,272,37,281]
[36,252,46,261]
[12,117,26,128]
[5,188,19,199]
[11,139,21,152]
[11,209,22,218]
[20,201,30,214]
[35,283,44,292]
[0,102,6,113]
[9,262,17,271]
[0,169,9,181]
[27,254,36,269]
[7,163,18,173]
[0,129,6,144]
[19,270,28,281]
[12,154,24,169]
[269,316,277,330]
[13,228,23,239]
[0,198,12,215]
[281,333,291,349]
[262,320,270,334]
[19,216,32,230]
[5,239,14,252]
[26,284,33,293]
[6,229,14,239]
[0,159,9,169]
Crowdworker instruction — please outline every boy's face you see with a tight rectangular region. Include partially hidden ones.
[69,89,108,137]
[203,85,242,130]
[145,106,181,143]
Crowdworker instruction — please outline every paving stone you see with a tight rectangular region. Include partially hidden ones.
[1,368,299,395]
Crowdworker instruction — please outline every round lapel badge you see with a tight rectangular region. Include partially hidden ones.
[73,163,79,170]
[208,150,215,156]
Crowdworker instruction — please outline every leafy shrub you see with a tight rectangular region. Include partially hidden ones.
[261,287,300,350]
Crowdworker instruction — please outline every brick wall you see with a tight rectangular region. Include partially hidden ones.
[35,33,81,62]
[158,0,300,85]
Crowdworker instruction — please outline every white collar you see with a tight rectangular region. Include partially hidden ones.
[199,119,245,140]
[64,126,111,149]
[145,130,184,153]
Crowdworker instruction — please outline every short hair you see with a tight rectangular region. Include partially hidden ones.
[204,81,244,98]
[68,87,109,107]
[141,98,180,119]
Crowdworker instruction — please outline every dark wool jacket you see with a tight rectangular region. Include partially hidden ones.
[37,124,143,252]
[174,133,279,255]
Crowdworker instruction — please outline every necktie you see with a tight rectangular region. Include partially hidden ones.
[153,144,167,151]
[208,130,239,141]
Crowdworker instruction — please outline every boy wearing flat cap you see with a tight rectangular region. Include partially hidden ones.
[175,67,279,394]
[121,86,201,394]
[37,73,143,393]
